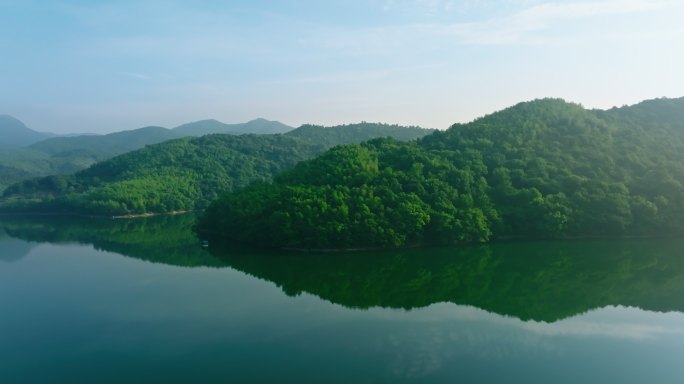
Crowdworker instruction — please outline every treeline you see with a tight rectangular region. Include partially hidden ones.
[286,122,432,147]
[196,97,684,248]
[0,123,433,215]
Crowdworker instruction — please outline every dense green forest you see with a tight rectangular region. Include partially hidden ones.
[0,123,433,215]
[197,97,684,248]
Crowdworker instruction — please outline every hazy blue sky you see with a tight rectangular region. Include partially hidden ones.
[1,0,683,133]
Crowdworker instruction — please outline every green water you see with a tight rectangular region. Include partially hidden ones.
[2,215,684,383]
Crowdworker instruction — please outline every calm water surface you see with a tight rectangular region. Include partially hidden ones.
[1,215,684,383]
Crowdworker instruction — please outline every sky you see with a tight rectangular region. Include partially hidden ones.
[1,0,683,134]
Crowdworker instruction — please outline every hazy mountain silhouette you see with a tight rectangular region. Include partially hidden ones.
[0,115,55,148]
[173,118,292,136]
[0,118,295,191]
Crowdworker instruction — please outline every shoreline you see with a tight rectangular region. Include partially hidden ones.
[110,210,192,219]
[0,210,194,220]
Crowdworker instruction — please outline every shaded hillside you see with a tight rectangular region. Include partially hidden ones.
[29,126,177,157]
[1,123,433,215]
[197,97,684,249]
[0,147,110,192]
[28,118,293,156]
[0,127,177,193]
[0,115,54,148]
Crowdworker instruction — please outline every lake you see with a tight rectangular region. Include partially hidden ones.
[2,214,684,383]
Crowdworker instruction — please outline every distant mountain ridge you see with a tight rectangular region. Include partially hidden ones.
[28,126,178,156]
[0,117,294,191]
[29,118,293,156]
[0,115,55,148]
[173,118,292,136]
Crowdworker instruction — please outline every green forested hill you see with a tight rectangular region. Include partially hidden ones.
[0,123,433,215]
[0,118,294,192]
[197,97,684,249]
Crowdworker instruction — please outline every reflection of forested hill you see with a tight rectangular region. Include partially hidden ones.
[0,215,226,267]
[3,215,684,322]
[215,240,684,322]
[0,227,36,262]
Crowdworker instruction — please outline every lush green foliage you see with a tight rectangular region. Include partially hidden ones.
[199,138,496,248]
[197,97,684,248]
[420,98,684,238]
[1,123,433,215]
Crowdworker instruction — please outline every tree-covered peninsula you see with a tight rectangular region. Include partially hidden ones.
[0,123,433,215]
[196,97,684,249]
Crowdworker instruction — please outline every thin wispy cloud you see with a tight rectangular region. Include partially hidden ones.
[456,0,684,44]
[120,72,149,80]
[381,0,455,16]
[319,0,684,52]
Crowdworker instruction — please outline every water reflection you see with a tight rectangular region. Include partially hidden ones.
[0,227,36,262]
[0,214,226,267]
[216,240,684,321]
[2,214,684,322]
